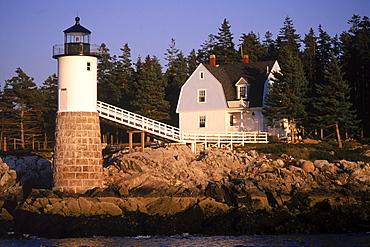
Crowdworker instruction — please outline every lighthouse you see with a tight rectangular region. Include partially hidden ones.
[52,17,103,193]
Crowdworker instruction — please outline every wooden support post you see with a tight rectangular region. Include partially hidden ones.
[129,131,133,153]
[141,131,145,151]
[128,130,146,153]
[191,142,196,153]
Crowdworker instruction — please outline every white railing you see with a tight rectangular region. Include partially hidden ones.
[97,101,268,144]
[97,101,181,142]
[181,131,267,144]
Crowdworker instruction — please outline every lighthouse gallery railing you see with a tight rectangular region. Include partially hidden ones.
[97,101,268,144]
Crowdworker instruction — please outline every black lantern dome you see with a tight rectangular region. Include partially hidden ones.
[53,17,101,58]
[63,17,91,55]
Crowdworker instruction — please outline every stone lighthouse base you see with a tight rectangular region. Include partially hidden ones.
[53,111,103,193]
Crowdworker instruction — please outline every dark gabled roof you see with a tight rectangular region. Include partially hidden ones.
[204,60,276,107]
[64,17,91,34]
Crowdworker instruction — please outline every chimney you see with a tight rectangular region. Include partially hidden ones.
[243,55,249,63]
[210,54,216,66]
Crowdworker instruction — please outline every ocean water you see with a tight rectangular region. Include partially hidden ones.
[0,233,369,247]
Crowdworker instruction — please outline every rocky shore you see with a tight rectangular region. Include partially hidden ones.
[1,145,370,238]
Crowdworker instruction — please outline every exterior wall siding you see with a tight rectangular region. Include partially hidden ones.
[177,64,228,113]
[179,110,227,132]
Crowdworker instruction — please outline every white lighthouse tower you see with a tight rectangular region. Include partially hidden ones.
[52,17,103,193]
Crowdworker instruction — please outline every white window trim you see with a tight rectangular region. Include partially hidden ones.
[198,89,206,103]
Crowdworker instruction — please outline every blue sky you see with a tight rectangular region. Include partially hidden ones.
[0,0,368,87]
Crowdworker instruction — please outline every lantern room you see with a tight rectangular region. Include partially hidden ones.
[63,16,91,55]
[53,17,101,58]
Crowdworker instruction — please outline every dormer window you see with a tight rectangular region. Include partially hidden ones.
[235,77,250,99]
[240,86,247,98]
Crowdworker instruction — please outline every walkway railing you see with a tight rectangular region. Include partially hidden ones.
[97,101,268,145]
[97,101,181,142]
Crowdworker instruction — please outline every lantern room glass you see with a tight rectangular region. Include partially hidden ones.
[65,33,90,44]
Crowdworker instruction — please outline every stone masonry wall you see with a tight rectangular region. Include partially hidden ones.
[53,111,103,193]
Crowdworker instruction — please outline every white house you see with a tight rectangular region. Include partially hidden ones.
[176,55,288,139]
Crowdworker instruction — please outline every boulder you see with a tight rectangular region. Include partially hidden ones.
[96,202,122,216]
[321,163,338,174]
[314,160,329,169]
[300,160,315,173]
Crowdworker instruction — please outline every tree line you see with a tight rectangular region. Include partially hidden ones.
[0,14,369,149]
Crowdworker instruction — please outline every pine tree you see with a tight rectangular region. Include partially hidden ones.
[262,31,277,60]
[341,15,370,137]
[38,74,58,149]
[213,19,239,64]
[312,54,358,147]
[316,25,332,86]
[262,46,309,142]
[131,55,170,120]
[117,43,135,109]
[187,49,198,76]
[97,43,122,106]
[197,34,216,64]
[239,31,267,62]
[302,27,317,92]
[1,68,39,148]
[164,39,188,126]
[276,16,301,58]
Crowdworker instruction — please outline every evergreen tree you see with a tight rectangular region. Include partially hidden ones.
[302,27,317,91]
[117,43,135,109]
[131,55,170,120]
[164,39,188,126]
[316,25,332,86]
[187,49,198,76]
[38,74,58,149]
[0,85,15,149]
[262,31,277,60]
[276,16,301,58]
[197,34,216,64]
[239,31,266,62]
[97,43,122,106]
[213,19,239,64]
[341,14,370,137]
[331,34,341,58]
[312,54,358,147]
[262,46,309,142]
[1,68,39,148]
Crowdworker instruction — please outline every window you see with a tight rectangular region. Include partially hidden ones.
[87,62,91,71]
[235,78,250,99]
[199,71,204,79]
[229,114,234,126]
[199,116,206,128]
[238,84,250,99]
[198,89,206,103]
[239,86,246,98]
